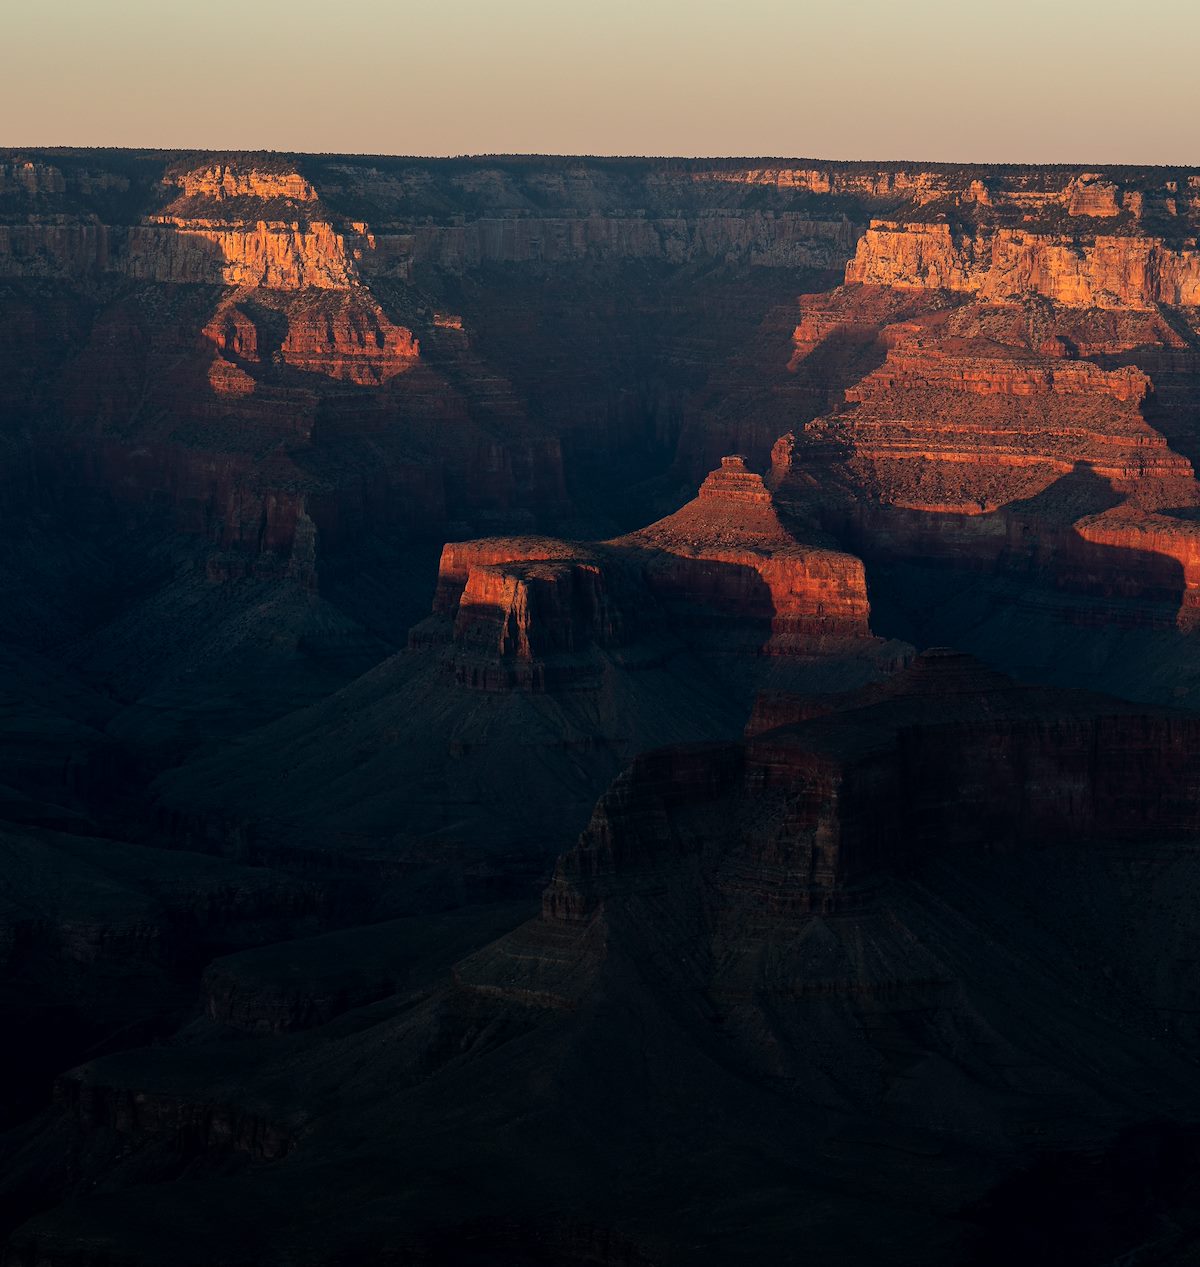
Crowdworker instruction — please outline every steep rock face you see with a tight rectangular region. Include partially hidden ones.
[0,223,112,278]
[123,219,357,289]
[540,741,744,927]
[148,599,752,875]
[0,161,70,196]
[454,558,617,659]
[15,153,1200,1267]
[540,651,1200,922]
[1,160,354,289]
[421,539,648,691]
[16,150,1200,1267]
[10,149,1200,594]
[808,328,1190,513]
[0,291,556,585]
[434,548,642,691]
[0,155,868,283]
[682,165,1154,217]
[431,537,587,615]
[0,160,437,583]
[847,221,1200,308]
[5,153,1198,290]
[149,464,899,881]
[0,156,671,587]
[744,651,1200,892]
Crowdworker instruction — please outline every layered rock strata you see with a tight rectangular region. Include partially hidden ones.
[772,281,1200,629]
[846,221,1200,308]
[417,457,878,691]
[6,149,1200,592]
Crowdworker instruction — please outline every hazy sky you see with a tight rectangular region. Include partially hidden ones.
[6,0,1198,163]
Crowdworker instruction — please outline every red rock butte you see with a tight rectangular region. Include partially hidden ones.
[414,455,880,690]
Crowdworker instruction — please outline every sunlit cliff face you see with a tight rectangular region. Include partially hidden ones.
[145,164,421,387]
[4,150,1200,620]
[846,220,1200,307]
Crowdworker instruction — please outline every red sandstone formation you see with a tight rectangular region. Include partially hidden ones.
[771,250,1200,629]
[448,552,630,689]
[617,456,871,649]
[417,457,881,691]
[432,536,587,614]
[277,291,419,384]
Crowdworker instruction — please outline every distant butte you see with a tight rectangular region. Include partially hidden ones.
[421,455,878,692]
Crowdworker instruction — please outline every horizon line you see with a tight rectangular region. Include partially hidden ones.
[4,145,1199,172]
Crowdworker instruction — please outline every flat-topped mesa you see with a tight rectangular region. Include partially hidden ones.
[846,221,1200,308]
[431,537,588,616]
[413,536,642,691]
[454,554,629,663]
[122,160,367,289]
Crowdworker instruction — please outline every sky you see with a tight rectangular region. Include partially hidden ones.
[5,0,1198,163]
